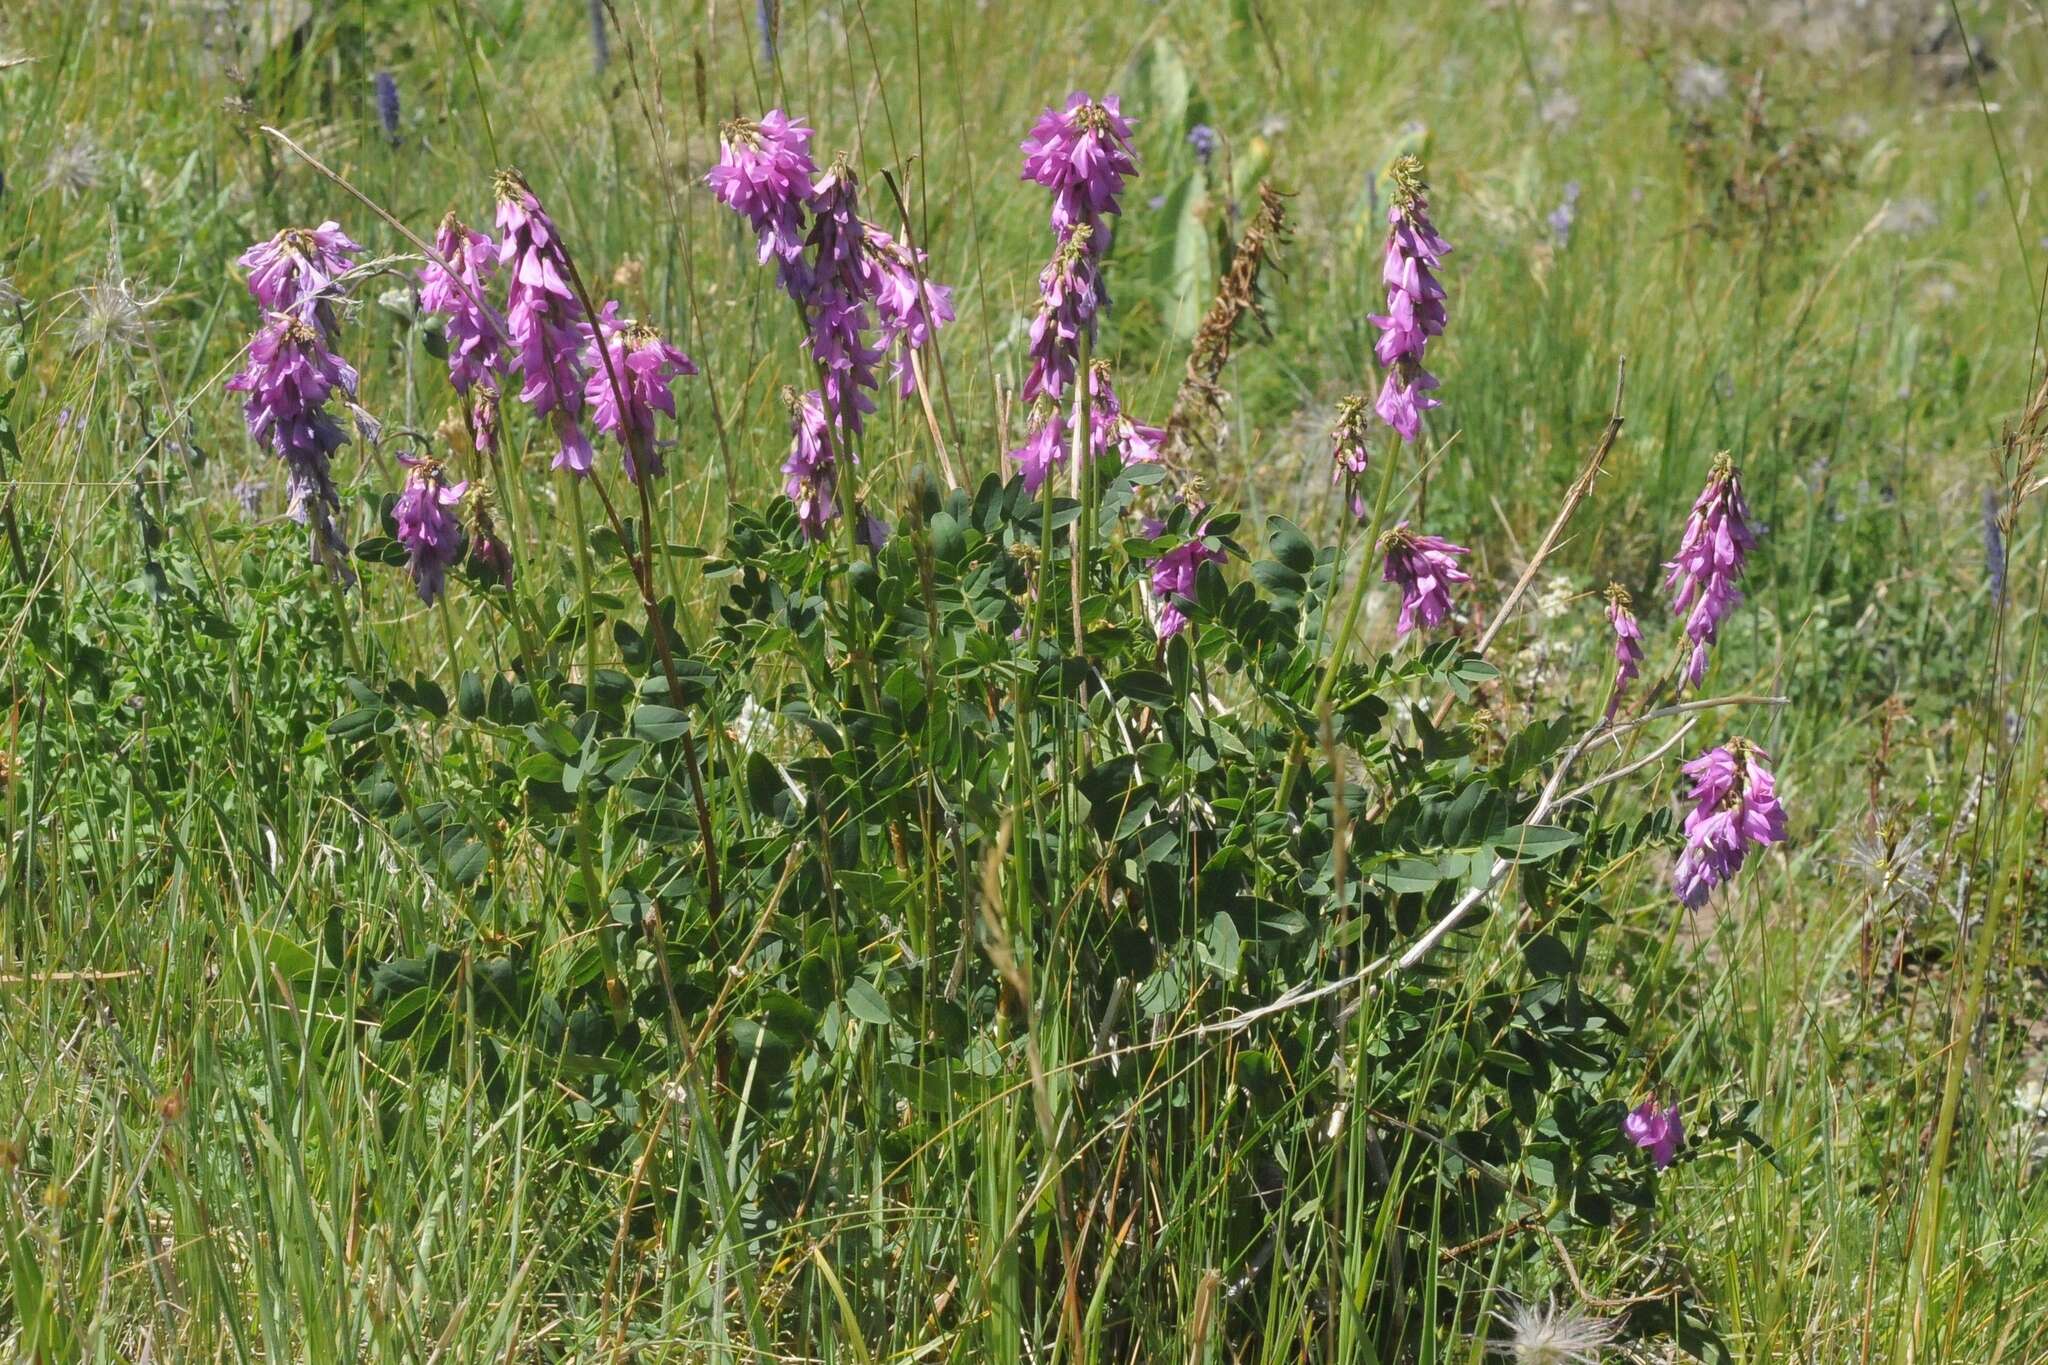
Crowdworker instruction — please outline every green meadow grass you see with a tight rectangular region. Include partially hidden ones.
[3,0,2046,1360]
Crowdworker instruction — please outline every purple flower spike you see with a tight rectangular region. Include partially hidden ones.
[708,111,819,269]
[1673,738,1787,907]
[1328,394,1373,519]
[237,221,363,322]
[392,453,468,605]
[1663,453,1757,689]
[1604,584,1644,724]
[1367,156,1450,443]
[495,169,593,473]
[865,224,955,397]
[1623,1099,1684,1169]
[581,302,697,483]
[1024,225,1100,405]
[1009,405,1068,495]
[1020,92,1139,241]
[1380,523,1470,636]
[1142,510,1225,640]
[781,388,839,541]
[418,211,506,396]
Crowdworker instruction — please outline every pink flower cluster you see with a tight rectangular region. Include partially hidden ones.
[418,212,506,400]
[1328,395,1373,519]
[495,170,594,475]
[1142,512,1225,640]
[1673,739,1787,908]
[1604,585,1644,723]
[392,454,468,606]
[1369,156,1450,442]
[708,112,958,539]
[1380,524,1471,636]
[1624,1099,1684,1169]
[1663,453,1756,689]
[581,302,698,484]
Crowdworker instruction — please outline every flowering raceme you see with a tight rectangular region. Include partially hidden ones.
[495,169,593,474]
[391,453,467,605]
[781,388,838,541]
[226,310,358,573]
[237,221,362,324]
[1623,1099,1684,1169]
[1380,523,1470,636]
[581,302,696,483]
[1328,394,1373,519]
[708,111,819,272]
[1369,156,1450,442]
[1673,738,1788,908]
[1020,92,1139,241]
[1142,512,1225,640]
[866,225,954,397]
[1024,224,1099,405]
[1603,584,1644,723]
[1664,453,1758,688]
[1009,404,1069,495]
[418,212,505,396]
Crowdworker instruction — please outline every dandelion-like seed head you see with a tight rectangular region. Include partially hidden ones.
[68,270,160,358]
[1840,812,1933,913]
[40,132,107,199]
[1489,1297,1618,1364]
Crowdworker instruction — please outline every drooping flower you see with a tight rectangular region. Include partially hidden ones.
[1380,523,1470,636]
[580,301,697,482]
[781,387,839,540]
[494,168,593,474]
[417,211,506,396]
[1487,1296,1619,1364]
[1603,583,1644,724]
[1369,156,1450,442]
[707,111,818,270]
[1019,92,1139,241]
[1673,738,1788,908]
[1663,453,1758,688]
[237,221,363,325]
[1623,1098,1685,1169]
[391,453,467,605]
[1328,393,1374,519]
[1023,224,1099,405]
[865,224,955,397]
[799,161,883,434]
[1008,403,1067,495]
[1142,511,1226,640]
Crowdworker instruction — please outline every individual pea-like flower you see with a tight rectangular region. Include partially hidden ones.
[495,168,593,474]
[781,387,839,540]
[418,212,505,395]
[1141,510,1226,640]
[1673,738,1788,908]
[391,453,467,605]
[865,224,955,397]
[1024,224,1099,404]
[1019,92,1139,241]
[1085,360,1164,465]
[1369,156,1450,442]
[1008,402,1067,495]
[707,110,819,270]
[1623,1098,1684,1169]
[580,301,697,483]
[470,388,500,457]
[1663,452,1758,688]
[1328,393,1373,519]
[1603,583,1644,723]
[1380,523,1470,636]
